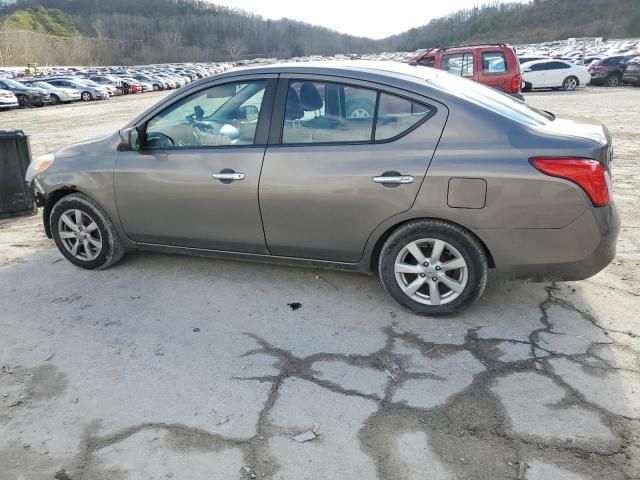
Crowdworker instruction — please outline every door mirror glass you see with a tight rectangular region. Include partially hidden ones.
[128,127,140,151]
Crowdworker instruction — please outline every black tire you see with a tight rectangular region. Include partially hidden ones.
[522,82,533,92]
[17,95,31,108]
[50,94,60,105]
[561,76,579,91]
[378,220,488,315]
[115,87,124,95]
[607,74,621,87]
[152,84,160,91]
[81,91,93,101]
[50,193,125,270]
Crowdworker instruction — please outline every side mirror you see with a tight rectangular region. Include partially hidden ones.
[119,126,141,151]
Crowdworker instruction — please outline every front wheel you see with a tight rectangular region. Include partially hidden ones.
[17,95,31,108]
[50,94,60,105]
[81,91,93,101]
[562,76,579,91]
[50,193,125,270]
[378,220,488,315]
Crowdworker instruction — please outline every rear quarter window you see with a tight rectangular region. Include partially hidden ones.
[482,52,507,73]
[375,93,434,141]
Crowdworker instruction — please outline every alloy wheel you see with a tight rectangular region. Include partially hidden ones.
[349,108,371,118]
[563,77,577,90]
[82,92,92,101]
[607,75,620,87]
[394,238,468,306]
[57,209,102,261]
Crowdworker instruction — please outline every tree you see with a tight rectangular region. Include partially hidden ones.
[223,36,246,60]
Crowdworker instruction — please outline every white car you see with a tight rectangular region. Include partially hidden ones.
[0,88,18,109]
[521,59,591,91]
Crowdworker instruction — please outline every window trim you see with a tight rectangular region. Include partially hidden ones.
[135,76,277,151]
[481,50,509,76]
[270,77,437,147]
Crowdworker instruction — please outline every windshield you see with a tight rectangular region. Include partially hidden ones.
[428,70,554,126]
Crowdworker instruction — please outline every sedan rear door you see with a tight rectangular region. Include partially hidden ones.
[259,76,448,263]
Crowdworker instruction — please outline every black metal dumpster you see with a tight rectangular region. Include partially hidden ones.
[0,129,35,218]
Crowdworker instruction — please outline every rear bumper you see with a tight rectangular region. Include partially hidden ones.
[475,204,619,282]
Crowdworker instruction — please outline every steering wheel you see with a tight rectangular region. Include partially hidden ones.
[146,132,175,148]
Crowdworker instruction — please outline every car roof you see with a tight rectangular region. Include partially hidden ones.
[221,60,439,88]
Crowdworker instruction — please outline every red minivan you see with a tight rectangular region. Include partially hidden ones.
[409,43,523,100]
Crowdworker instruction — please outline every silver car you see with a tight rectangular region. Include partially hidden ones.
[43,78,108,101]
[20,80,81,104]
[25,62,619,314]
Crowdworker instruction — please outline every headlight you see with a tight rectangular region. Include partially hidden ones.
[25,153,55,183]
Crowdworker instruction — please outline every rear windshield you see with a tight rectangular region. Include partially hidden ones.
[427,70,554,126]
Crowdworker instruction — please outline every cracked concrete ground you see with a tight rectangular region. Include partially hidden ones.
[1,87,639,479]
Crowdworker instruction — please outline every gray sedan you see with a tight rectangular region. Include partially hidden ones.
[25,62,619,315]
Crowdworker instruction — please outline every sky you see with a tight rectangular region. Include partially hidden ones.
[211,0,530,39]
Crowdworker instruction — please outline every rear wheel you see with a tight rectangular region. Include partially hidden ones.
[378,220,488,315]
[607,74,621,87]
[562,76,579,91]
[50,193,125,270]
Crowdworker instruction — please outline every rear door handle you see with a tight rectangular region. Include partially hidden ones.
[211,172,245,181]
[372,175,415,184]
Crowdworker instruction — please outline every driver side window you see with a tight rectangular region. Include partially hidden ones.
[145,80,267,149]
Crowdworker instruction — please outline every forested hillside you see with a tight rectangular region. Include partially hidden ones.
[389,0,640,51]
[0,0,639,65]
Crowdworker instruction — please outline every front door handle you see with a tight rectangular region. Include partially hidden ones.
[372,175,415,184]
[211,172,245,181]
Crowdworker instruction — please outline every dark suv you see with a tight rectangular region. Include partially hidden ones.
[0,78,51,107]
[588,55,637,87]
[622,57,640,86]
[410,44,523,99]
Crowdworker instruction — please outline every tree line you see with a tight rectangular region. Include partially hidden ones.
[0,0,639,66]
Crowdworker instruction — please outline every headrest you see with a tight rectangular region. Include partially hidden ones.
[300,82,323,111]
[285,86,304,120]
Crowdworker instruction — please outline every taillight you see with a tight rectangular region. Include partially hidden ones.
[529,157,611,207]
[595,65,607,71]
[511,73,521,93]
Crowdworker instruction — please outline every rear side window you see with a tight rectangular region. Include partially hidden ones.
[375,93,434,141]
[282,81,376,144]
[442,53,474,77]
[482,52,507,73]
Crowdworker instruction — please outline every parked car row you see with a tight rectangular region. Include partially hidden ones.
[0,62,233,110]
[520,54,640,91]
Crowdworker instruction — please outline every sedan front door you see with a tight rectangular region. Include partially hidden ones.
[114,76,276,253]
[259,77,448,262]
